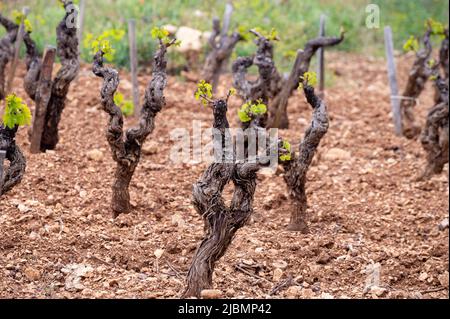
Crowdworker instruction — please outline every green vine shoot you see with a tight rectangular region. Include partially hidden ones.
[12,9,32,33]
[114,92,135,117]
[298,71,318,90]
[237,99,267,123]
[2,94,32,129]
[84,29,125,61]
[151,27,181,47]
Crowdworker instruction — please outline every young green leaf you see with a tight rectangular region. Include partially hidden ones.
[85,29,125,61]
[427,58,436,68]
[83,33,94,49]
[250,103,266,115]
[114,92,134,117]
[12,10,32,33]
[195,80,213,107]
[2,94,32,129]
[237,100,267,122]
[237,25,251,41]
[282,140,291,152]
[109,29,126,41]
[283,50,297,59]
[299,71,318,89]
[92,39,115,61]
[426,19,445,37]
[238,109,252,122]
[279,154,292,161]
[279,140,292,162]
[113,92,124,106]
[151,27,169,40]
[403,35,419,52]
[12,10,24,24]
[253,27,279,41]
[120,101,135,117]
[151,26,178,46]
[24,19,33,33]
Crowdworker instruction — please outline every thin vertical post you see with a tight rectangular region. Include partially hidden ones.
[384,26,402,136]
[0,150,6,195]
[6,7,29,94]
[128,19,140,115]
[77,0,86,54]
[317,14,326,98]
[220,2,233,39]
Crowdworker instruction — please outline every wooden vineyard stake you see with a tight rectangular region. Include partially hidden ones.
[30,46,56,153]
[317,14,326,98]
[128,19,140,115]
[202,1,240,93]
[77,0,86,55]
[6,7,29,94]
[384,26,403,136]
[221,2,233,38]
[0,150,6,195]
[218,1,234,79]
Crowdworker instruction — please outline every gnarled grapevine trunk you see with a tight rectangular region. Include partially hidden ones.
[439,29,449,81]
[232,30,281,129]
[184,98,261,298]
[233,36,330,232]
[232,30,280,103]
[435,28,449,105]
[0,14,19,101]
[400,29,433,139]
[22,1,79,151]
[22,32,42,101]
[0,125,26,196]
[282,85,329,232]
[93,38,175,218]
[419,76,449,180]
[42,1,79,150]
[268,33,344,129]
[202,4,243,92]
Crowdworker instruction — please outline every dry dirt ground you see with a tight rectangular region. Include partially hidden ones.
[0,51,448,299]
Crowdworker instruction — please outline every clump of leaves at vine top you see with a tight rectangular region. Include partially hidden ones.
[427,58,437,68]
[151,27,181,46]
[195,80,213,107]
[252,27,279,41]
[404,19,447,52]
[2,94,32,129]
[237,25,252,41]
[403,35,420,52]
[114,92,134,117]
[12,9,32,33]
[279,140,292,162]
[298,71,318,89]
[237,99,267,122]
[283,50,298,59]
[426,18,446,37]
[428,59,439,81]
[84,29,125,61]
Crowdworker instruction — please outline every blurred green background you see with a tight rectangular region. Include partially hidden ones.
[0,0,448,72]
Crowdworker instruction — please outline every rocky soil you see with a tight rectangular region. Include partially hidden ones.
[0,51,448,299]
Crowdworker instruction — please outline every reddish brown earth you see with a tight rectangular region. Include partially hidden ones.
[0,52,448,299]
